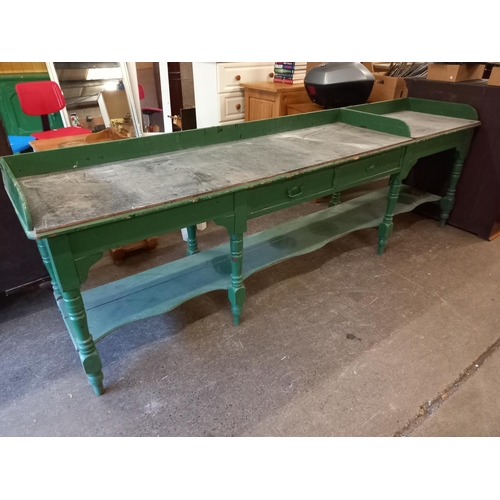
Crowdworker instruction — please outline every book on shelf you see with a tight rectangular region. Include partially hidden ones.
[273,76,305,84]
[274,68,307,75]
[273,62,308,83]
[274,64,307,71]
[273,71,306,78]
[275,62,307,66]
[274,74,306,81]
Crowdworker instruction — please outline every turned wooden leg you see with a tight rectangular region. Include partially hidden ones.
[36,240,62,299]
[378,173,402,255]
[186,225,199,255]
[439,150,464,228]
[329,192,341,207]
[63,290,104,396]
[228,233,246,326]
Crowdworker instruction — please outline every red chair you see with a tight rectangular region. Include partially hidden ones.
[138,83,162,130]
[15,81,91,140]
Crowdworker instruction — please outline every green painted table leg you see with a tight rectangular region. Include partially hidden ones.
[329,192,341,207]
[36,240,62,299]
[186,225,199,255]
[439,150,464,228]
[63,290,104,396]
[228,233,246,326]
[377,173,402,255]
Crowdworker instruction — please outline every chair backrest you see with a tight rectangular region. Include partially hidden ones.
[15,81,66,116]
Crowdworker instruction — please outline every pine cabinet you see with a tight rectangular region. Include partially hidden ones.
[239,81,318,121]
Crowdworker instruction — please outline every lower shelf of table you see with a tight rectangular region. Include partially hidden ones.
[57,185,440,345]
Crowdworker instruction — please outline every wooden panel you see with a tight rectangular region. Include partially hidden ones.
[247,95,275,121]
[0,62,13,73]
[0,62,46,74]
[21,62,34,72]
[32,62,47,72]
[217,62,274,93]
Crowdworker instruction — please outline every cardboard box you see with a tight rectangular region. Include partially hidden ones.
[306,62,324,73]
[488,66,500,86]
[367,72,408,102]
[362,62,391,73]
[427,63,485,82]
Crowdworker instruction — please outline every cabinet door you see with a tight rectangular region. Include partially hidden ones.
[245,89,280,122]
[219,92,245,122]
[247,97,276,121]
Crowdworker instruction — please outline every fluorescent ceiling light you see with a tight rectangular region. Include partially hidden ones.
[104,81,118,91]
[87,68,122,80]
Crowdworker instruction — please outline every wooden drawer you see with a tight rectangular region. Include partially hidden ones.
[217,62,274,94]
[219,91,245,122]
[334,151,402,191]
[248,168,334,218]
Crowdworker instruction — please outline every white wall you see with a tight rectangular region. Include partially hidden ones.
[192,63,219,128]
[158,62,173,134]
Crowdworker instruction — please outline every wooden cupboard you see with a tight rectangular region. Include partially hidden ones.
[240,81,317,121]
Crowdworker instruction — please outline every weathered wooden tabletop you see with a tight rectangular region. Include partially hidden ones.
[384,111,479,138]
[19,123,411,233]
[18,111,479,233]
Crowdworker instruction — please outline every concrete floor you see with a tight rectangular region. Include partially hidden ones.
[1,183,499,437]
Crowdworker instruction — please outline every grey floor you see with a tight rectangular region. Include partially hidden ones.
[1,181,499,437]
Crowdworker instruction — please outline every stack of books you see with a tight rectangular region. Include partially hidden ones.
[273,62,307,84]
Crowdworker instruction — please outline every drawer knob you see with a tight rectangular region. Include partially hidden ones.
[235,103,241,110]
[366,164,377,172]
[269,72,274,78]
[287,186,303,198]
[235,75,241,81]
